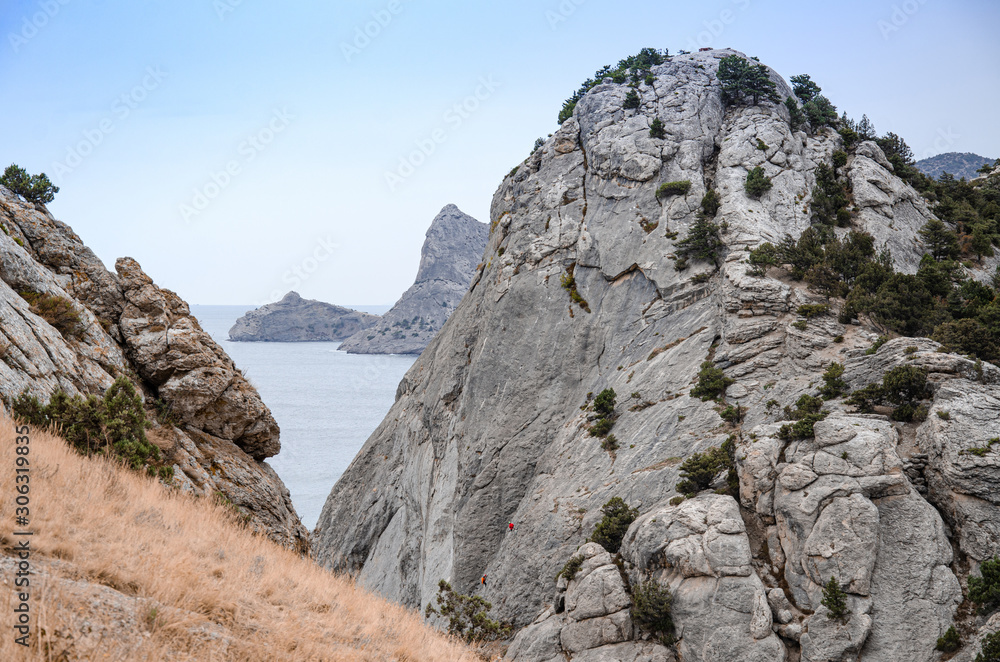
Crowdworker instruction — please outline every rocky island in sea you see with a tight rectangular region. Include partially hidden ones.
[228,291,378,342]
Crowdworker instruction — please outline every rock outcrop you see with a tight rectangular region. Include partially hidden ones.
[338,204,488,354]
[228,291,378,342]
[312,48,1000,660]
[0,186,307,551]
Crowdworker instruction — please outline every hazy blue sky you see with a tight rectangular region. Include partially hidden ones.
[1,0,997,305]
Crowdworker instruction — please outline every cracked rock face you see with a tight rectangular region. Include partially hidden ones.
[0,186,307,552]
[228,291,379,342]
[312,49,1000,660]
[338,204,488,355]
[504,543,674,662]
[622,495,784,662]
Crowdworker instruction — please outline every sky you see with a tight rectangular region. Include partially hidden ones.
[1,0,998,306]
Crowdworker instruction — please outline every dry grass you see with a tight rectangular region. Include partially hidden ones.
[0,416,483,661]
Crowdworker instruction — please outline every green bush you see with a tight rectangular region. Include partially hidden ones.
[623,89,641,110]
[865,336,888,355]
[560,266,591,313]
[589,497,638,553]
[690,361,734,401]
[934,318,999,362]
[676,217,722,265]
[602,434,619,452]
[676,447,726,495]
[785,96,805,130]
[589,418,614,437]
[631,580,674,643]
[649,118,665,139]
[919,219,959,262]
[700,188,720,217]
[19,291,84,339]
[778,394,828,440]
[803,95,838,129]
[936,626,961,653]
[810,164,850,227]
[797,303,829,318]
[846,365,928,421]
[558,101,577,124]
[588,388,617,438]
[557,555,584,582]
[819,362,848,400]
[1,164,59,204]
[657,180,692,198]
[745,166,772,198]
[832,150,848,170]
[970,556,1000,615]
[10,377,161,472]
[977,631,1000,662]
[821,576,849,621]
[747,243,778,276]
[424,580,512,643]
[719,404,745,425]
[593,388,616,417]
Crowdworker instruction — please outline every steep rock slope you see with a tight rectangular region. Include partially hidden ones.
[0,187,307,551]
[313,49,1000,660]
[228,291,379,342]
[338,204,488,354]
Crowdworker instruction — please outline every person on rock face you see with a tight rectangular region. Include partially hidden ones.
[508,522,514,532]
[481,574,487,587]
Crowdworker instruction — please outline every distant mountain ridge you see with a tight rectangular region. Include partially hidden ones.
[915,151,995,180]
[228,291,378,342]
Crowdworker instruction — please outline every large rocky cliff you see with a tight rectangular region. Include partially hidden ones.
[228,291,378,342]
[338,204,488,355]
[312,49,1000,660]
[0,186,307,551]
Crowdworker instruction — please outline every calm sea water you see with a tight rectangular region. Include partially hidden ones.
[190,305,416,530]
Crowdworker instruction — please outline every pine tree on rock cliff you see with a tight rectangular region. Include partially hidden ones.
[718,55,779,106]
[1,164,59,204]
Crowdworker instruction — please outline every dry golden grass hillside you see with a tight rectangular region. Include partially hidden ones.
[0,417,482,661]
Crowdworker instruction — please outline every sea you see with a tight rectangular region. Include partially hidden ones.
[190,304,417,531]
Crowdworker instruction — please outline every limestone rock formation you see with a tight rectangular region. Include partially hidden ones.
[504,543,674,662]
[338,204,488,354]
[228,291,379,342]
[0,186,307,551]
[313,48,1000,660]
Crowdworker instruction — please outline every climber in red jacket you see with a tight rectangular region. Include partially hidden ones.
[508,522,514,532]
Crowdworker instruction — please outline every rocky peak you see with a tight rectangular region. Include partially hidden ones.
[313,48,1000,660]
[414,204,489,285]
[338,204,487,355]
